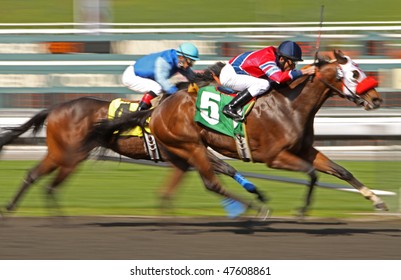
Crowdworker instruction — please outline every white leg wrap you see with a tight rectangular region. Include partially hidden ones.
[360,186,382,204]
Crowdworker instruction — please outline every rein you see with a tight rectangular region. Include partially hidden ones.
[209,69,222,85]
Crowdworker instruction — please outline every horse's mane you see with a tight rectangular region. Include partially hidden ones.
[206,61,226,78]
[315,52,332,67]
[269,53,333,93]
[176,61,225,90]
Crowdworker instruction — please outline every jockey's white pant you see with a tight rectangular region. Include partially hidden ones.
[121,65,163,95]
[219,64,270,97]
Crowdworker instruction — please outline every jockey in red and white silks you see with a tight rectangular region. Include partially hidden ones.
[221,46,299,96]
[219,41,316,122]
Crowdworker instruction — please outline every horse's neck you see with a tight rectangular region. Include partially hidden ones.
[295,79,331,117]
[259,74,332,122]
[301,63,338,116]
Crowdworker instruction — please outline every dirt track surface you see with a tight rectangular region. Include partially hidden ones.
[1,216,400,260]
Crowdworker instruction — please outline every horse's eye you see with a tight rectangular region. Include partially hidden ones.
[352,70,360,81]
[346,70,360,83]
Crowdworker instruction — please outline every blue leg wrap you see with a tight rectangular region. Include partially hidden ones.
[221,198,246,218]
[233,172,256,192]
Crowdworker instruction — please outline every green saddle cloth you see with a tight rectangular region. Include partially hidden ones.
[194,86,252,137]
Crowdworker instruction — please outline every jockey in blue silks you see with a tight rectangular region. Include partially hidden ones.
[122,42,200,110]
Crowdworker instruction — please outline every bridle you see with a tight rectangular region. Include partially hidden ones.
[315,60,367,106]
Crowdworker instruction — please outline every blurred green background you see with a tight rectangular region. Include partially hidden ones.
[0,0,400,23]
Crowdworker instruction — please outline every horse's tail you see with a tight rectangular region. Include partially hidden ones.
[0,109,50,151]
[83,109,153,150]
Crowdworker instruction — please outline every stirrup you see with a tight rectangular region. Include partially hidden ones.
[137,101,150,111]
[222,106,243,122]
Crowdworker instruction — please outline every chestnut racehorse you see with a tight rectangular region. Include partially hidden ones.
[87,50,388,216]
[0,63,265,214]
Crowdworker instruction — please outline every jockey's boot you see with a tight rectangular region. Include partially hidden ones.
[222,89,253,122]
[137,91,157,111]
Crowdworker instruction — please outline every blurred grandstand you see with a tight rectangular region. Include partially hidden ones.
[0,22,401,107]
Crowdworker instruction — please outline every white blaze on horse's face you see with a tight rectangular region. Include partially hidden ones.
[338,56,367,97]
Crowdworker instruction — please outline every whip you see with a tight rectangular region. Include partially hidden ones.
[310,5,325,82]
[314,5,325,62]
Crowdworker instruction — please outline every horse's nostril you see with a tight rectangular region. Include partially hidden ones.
[372,98,382,108]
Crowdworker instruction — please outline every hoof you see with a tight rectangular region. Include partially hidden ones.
[374,202,389,211]
[159,195,174,210]
[295,207,309,219]
[0,208,10,220]
[221,198,247,218]
[255,190,269,203]
[257,206,271,221]
[5,204,13,212]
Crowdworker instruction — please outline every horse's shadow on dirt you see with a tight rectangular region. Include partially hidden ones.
[86,219,401,237]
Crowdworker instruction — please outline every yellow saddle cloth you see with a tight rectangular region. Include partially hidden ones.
[108,98,151,137]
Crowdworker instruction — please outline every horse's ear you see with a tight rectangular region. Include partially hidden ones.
[333,50,347,64]
[316,52,331,65]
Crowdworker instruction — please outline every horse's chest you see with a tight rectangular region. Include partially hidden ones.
[248,114,306,152]
[284,122,304,142]
[268,115,305,142]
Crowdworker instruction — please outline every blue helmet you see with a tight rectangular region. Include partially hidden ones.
[176,42,200,61]
[277,41,303,61]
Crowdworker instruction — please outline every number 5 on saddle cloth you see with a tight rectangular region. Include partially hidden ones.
[194,86,255,162]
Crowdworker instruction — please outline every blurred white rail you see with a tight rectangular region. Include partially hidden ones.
[1,109,401,160]
[2,26,401,35]
[1,21,401,34]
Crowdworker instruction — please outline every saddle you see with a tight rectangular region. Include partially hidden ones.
[216,85,237,96]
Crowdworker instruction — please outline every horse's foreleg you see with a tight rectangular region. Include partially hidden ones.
[206,150,267,202]
[158,166,187,200]
[6,158,57,212]
[157,148,191,210]
[45,166,76,216]
[159,166,189,211]
[269,151,318,216]
[308,148,388,211]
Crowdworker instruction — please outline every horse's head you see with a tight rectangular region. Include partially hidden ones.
[200,61,225,88]
[318,50,382,110]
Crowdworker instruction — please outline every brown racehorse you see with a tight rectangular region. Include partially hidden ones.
[87,50,388,216]
[0,64,266,215]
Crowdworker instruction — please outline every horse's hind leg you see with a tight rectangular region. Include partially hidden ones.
[206,150,267,203]
[6,156,57,212]
[307,147,388,211]
[175,145,264,216]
